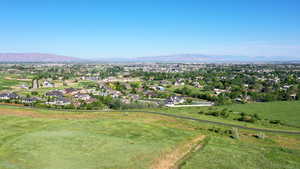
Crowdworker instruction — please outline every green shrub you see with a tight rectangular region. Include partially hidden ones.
[256,132,265,139]
[269,120,282,125]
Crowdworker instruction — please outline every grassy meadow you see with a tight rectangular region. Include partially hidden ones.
[0,103,299,169]
[0,109,200,169]
[221,101,300,127]
[181,135,300,169]
[0,76,22,90]
[142,101,300,130]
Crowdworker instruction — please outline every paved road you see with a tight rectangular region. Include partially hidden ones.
[125,110,300,135]
[165,104,213,107]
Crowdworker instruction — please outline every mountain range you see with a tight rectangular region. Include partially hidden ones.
[0,53,82,62]
[0,52,299,63]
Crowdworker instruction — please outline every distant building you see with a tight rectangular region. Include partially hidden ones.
[165,96,185,105]
[156,86,165,91]
[74,93,91,101]
[45,90,64,97]
[22,97,40,104]
[214,89,227,95]
[20,84,29,89]
[0,92,20,100]
[46,97,71,106]
[64,88,78,95]
[43,81,54,88]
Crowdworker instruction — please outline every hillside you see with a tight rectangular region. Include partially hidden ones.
[0,53,82,62]
[0,105,299,169]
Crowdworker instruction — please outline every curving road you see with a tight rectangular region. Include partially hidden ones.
[123,110,300,135]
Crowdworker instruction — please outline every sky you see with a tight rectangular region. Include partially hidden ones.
[0,0,300,59]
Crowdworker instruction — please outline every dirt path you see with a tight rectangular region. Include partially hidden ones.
[151,135,206,169]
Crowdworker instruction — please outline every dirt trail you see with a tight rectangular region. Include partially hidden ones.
[151,135,206,169]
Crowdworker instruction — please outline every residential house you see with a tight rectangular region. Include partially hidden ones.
[46,97,71,106]
[20,84,29,89]
[213,89,227,95]
[128,94,140,101]
[156,86,165,91]
[64,88,78,95]
[22,97,40,104]
[165,96,185,105]
[74,93,91,101]
[45,90,64,97]
[0,93,19,100]
[43,81,54,88]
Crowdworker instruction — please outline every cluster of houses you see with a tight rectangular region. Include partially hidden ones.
[123,63,206,73]
[0,93,19,100]
[0,88,94,106]
[1,63,299,109]
[0,92,40,104]
[44,88,97,106]
[0,86,189,107]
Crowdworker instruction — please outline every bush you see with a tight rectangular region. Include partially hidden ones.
[31,91,38,96]
[204,109,230,118]
[237,113,260,123]
[256,132,265,139]
[269,120,282,125]
[198,111,204,114]
[208,127,221,133]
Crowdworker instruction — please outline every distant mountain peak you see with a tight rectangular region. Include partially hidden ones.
[0,53,83,62]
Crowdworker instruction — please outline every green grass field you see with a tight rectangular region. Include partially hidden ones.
[0,76,21,90]
[0,108,199,169]
[0,103,299,169]
[221,101,300,127]
[182,136,300,169]
[142,101,300,130]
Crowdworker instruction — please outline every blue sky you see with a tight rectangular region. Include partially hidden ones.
[0,0,300,59]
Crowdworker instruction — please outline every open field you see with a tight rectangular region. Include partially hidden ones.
[221,101,300,127]
[0,105,299,169]
[0,75,23,90]
[0,108,202,169]
[142,101,300,130]
[181,136,300,169]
